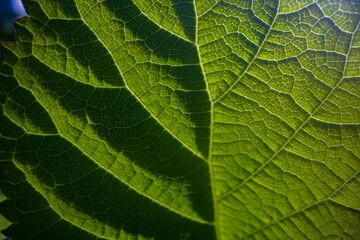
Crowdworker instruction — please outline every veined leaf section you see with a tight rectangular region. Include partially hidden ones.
[1,0,360,240]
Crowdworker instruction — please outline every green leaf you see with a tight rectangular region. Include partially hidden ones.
[1,0,360,239]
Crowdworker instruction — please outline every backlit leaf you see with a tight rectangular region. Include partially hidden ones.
[1,0,360,239]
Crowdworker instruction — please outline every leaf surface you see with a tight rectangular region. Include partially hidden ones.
[1,0,360,239]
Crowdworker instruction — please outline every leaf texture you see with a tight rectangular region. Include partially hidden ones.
[0,0,360,239]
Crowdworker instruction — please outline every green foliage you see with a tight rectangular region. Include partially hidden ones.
[1,0,360,239]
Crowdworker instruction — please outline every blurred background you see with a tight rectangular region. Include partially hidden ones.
[0,0,27,41]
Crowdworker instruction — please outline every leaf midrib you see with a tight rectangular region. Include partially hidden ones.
[5,0,359,239]
[192,0,219,238]
[200,1,281,238]
[4,0,215,232]
[194,1,359,238]
[57,0,215,227]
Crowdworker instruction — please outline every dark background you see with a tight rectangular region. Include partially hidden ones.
[0,0,27,42]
